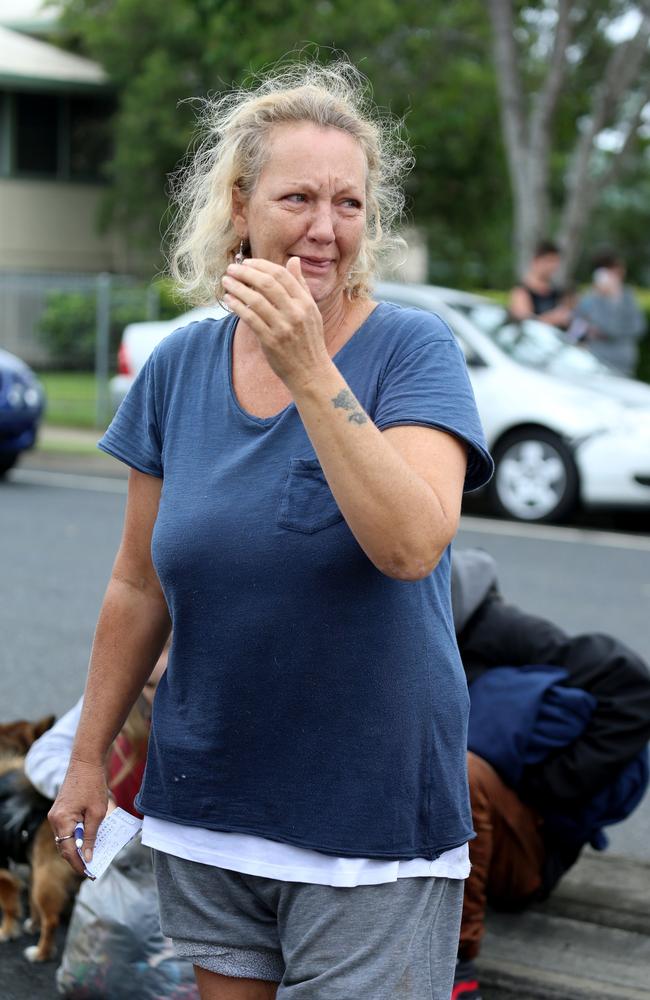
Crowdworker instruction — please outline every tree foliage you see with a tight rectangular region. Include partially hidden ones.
[56,0,514,285]
[487,0,650,281]
[55,0,650,288]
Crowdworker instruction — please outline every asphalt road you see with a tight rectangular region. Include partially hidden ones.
[1,460,649,995]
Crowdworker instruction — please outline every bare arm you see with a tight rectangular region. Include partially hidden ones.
[25,698,84,798]
[293,368,467,579]
[509,285,534,320]
[223,257,468,579]
[48,470,170,873]
[72,471,169,766]
[510,285,572,328]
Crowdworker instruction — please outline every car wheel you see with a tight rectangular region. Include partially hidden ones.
[0,453,19,477]
[488,429,579,523]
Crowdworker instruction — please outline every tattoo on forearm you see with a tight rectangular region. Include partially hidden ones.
[331,389,368,425]
[348,411,367,425]
[331,389,356,412]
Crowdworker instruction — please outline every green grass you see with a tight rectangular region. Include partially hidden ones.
[39,372,100,428]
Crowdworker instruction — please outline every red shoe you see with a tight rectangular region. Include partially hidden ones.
[451,958,483,999]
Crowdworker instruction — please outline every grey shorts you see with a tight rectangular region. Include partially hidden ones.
[152,850,463,999]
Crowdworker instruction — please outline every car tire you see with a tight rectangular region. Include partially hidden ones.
[0,452,19,477]
[488,428,579,523]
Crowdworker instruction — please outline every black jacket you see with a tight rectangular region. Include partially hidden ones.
[451,549,650,889]
[458,590,650,811]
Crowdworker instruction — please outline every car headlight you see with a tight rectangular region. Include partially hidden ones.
[24,386,41,408]
[7,383,25,407]
[5,379,42,410]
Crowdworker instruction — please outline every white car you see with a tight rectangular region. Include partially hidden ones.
[110,283,650,523]
[111,303,228,410]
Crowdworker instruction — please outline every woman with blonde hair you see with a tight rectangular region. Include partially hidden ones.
[49,59,492,999]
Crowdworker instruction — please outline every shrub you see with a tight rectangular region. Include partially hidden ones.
[37,279,187,371]
[37,292,97,370]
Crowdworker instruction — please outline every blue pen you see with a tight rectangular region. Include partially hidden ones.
[74,822,96,880]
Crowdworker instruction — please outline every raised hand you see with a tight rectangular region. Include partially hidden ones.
[222,257,330,392]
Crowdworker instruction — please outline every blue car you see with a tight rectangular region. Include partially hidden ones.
[0,348,45,475]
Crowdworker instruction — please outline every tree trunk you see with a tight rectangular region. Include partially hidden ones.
[487,0,572,276]
[487,0,528,272]
[558,14,650,283]
[488,0,650,286]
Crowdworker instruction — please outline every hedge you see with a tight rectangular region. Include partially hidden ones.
[36,279,186,371]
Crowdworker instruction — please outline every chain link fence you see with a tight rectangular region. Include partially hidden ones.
[0,271,173,427]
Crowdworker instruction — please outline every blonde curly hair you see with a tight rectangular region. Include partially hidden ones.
[167,58,413,303]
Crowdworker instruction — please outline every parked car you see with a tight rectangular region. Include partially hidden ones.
[377,283,650,522]
[110,283,650,523]
[0,348,45,476]
[110,304,228,412]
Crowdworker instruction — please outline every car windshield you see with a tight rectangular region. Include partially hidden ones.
[456,302,609,377]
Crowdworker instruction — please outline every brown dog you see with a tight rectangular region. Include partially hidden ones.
[0,715,81,962]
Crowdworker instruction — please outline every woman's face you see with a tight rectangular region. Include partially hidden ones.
[233,122,368,306]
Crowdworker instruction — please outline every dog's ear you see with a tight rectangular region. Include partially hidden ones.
[0,715,56,752]
[0,721,37,752]
[32,715,56,741]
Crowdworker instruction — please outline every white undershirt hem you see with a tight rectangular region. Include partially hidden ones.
[141,816,470,887]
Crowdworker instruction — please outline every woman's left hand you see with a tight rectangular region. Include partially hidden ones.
[222,257,330,390]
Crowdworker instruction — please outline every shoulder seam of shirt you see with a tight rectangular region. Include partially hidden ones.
[377,331,456,395]
[386,306,457,351]
[152,315,229,358]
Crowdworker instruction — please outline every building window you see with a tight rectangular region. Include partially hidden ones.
[8,90,113,182]
[15,93,59,176]
[69,97,112,180]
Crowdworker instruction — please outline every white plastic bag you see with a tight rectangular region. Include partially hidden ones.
[56,837,198,999]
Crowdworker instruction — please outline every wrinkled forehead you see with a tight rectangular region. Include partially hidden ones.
[258,121,368,190]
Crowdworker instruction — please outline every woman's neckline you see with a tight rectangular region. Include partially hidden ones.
[226,300,386,426]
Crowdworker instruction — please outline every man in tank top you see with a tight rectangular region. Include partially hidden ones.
[509,240,575,329]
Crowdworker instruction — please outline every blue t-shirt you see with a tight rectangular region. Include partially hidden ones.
[99,301,493,860]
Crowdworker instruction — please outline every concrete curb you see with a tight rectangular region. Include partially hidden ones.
[36,424,103,454]
[21,425,127,478]
[480,851,650,999]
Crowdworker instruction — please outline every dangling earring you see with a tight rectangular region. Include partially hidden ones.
[235,240,245,265]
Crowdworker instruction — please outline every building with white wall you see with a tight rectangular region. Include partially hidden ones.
[0,4,143,360]
[0,25,123,272]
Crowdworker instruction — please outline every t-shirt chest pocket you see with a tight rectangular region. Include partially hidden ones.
[277,458,344,534]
